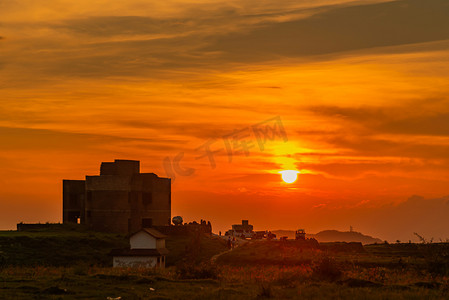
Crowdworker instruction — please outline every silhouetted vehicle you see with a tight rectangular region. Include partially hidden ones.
[267,232,276,240]
[295,229,306,240]
[252,231,266,240]
[280,236,288,241]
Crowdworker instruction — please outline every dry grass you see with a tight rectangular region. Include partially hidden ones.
[2,230,449,299]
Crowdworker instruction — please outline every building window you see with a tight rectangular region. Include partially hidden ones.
[87,210,91,217]
[128,219,131,232]
[129,191,138,203]
[68,211,80,223]
[142,218,152,228]
[142,192,152,205]
[69,193,78,207]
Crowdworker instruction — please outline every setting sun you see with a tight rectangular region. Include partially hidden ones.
[279,170,300,184]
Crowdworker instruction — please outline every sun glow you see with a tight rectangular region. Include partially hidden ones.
[279,170,300,184]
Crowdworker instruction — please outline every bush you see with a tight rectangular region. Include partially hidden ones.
[425,256,449,277]
[72,264,89,276]
[176,262,219,279]
[257,283,273,298]
[312,257,342,281]
[0,252,5,269]
[420,244,449,277]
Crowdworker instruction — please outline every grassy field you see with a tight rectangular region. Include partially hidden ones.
[1,263,447,299]
[1,229,449,299]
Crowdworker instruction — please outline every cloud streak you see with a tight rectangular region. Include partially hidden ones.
[1,0,449,241]
[4,0,449,81]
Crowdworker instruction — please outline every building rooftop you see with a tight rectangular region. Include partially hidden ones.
[130,228,168,239]
[100,159,140,176]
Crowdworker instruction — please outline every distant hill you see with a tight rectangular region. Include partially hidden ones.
[273,229,383,244]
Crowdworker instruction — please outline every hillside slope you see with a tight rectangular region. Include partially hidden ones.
[0,227,227,267]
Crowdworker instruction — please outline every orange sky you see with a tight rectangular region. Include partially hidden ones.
[1,0,449,241]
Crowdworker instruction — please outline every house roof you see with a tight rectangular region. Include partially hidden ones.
[130,228,167,239]
[110,248,169,257]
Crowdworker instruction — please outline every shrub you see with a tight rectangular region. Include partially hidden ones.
[72,264,89,276]
[257,283,272,298]
[0,252,6,269]
[176,262,218,279]
[312,257,342,281]
[420,244,449,277]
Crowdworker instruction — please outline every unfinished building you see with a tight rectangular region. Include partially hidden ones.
[63,159,171,233]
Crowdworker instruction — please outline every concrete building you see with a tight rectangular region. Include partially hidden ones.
[111,228,169,268]
[63,159,171,233]
[225,220,254,238]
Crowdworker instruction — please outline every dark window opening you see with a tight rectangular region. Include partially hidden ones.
[87,191,92,202]
[87,210,91,217]
[129,191,138,203]
[68,211,80,223]
[69,193,78,207]
[142,218,152,228]
[128,219,131,232]
[143,192,152,205]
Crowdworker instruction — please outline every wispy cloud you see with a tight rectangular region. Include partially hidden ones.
[4,0,447,82]
[1,0,449,240]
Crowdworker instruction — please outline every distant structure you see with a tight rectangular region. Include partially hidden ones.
[172,216,183,226]
[111,228,169,268]
[63,159,171,233]
[225,220,254,238]
[295,229,306,240]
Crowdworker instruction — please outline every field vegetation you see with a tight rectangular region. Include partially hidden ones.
[1,227,449,299]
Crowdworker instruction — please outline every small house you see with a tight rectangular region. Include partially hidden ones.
[111,228,169,268]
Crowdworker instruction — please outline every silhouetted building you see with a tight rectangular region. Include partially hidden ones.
[225,220,254,238]
[232,220,253,232]
[63,159,171,233]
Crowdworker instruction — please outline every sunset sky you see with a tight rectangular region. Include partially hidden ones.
[1,0,449,241]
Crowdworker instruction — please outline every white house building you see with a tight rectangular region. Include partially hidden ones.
[111,228,169,268]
